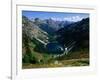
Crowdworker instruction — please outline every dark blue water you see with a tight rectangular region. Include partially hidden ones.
[46,42,65,54]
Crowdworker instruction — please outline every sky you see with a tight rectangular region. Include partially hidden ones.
[22,10,89,22]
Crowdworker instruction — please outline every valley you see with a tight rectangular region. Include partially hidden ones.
[22,15,89,69]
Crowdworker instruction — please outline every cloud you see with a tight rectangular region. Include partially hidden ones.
[50,16,84,22]
[51,17,63,21]
[64,16,82,22]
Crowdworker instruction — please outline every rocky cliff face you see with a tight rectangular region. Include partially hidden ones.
[22,16,49,43]
[22,16,49,59]
[56,18,89,49]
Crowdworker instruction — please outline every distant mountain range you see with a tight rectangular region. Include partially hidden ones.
[32,18,73,35]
